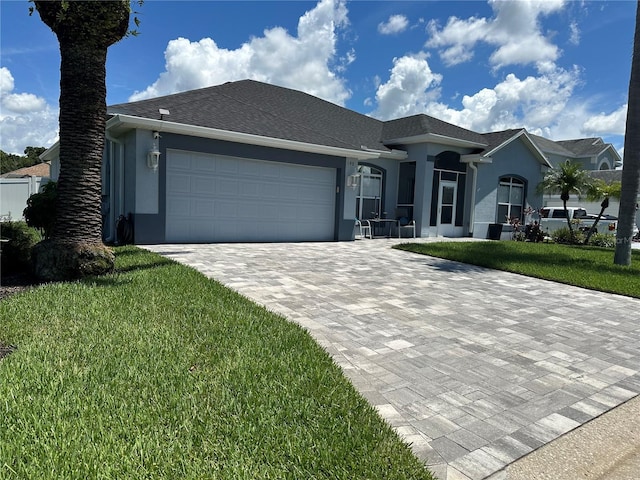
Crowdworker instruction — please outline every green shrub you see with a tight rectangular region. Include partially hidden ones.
[0,221,42,274]
[23,181,57,239]
[551,226,585,245]
[588,232,616,248]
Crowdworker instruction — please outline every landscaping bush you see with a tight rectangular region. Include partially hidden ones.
[551,226,585,245]
[588,232,616,248]
[23,181,57,239]
[0,221,42,274]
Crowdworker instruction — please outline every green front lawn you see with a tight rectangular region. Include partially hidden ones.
[396,241,640,298]
[0,247,432,480]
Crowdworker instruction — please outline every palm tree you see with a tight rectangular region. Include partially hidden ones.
[584,180,621,244]
[31,1,131,281]
[537,161,595,242]
[615,0,640,266]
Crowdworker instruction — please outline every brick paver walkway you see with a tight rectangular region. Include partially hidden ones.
[145,239,640,480]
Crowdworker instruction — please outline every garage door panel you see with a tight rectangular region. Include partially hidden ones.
[214,201,238,218]
[167,174,191,194]
[167,198,190,216]
[166,151,335,242]
[192,199,216,217]
[169,152,191,169]
[240,181,261,197]
[216,156,240,175]
[216,178,240,196]
[193,177,215,195]
[278,185,299,201]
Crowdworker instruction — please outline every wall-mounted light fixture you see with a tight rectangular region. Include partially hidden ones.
[347,173,360,190]
[147,131,161,172]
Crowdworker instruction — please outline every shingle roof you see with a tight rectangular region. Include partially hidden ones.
[107,80,619,165]
[479,129,525,154]
[382,114,486,145]
[529,133,575,157]
[1,162,50,178]
[556,138,607,156]
[109,80,388,152]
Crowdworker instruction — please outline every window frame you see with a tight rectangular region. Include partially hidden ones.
[497,176,526,224]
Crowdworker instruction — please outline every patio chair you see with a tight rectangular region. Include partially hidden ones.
[394,208,416,238]
[355,219,372,239]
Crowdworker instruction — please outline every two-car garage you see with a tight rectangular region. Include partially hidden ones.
[165,150,337,243]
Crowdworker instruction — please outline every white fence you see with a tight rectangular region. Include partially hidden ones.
[0,177,48,221]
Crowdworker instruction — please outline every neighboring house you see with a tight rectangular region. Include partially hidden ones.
[0,162,51,221]
[41,80,621,244]
[543,169,640,230]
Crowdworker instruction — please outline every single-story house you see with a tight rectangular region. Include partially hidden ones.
[42,79,621,244]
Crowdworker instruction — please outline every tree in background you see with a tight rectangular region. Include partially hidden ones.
[537,161,595,243]
[583,179,621,245]
[615,0,640,266]
[0,147,46,175]
[31,1,133,281]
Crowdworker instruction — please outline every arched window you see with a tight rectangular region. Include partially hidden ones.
[598,158,611,170]
[356,165,383,220]
[497,176,525,223]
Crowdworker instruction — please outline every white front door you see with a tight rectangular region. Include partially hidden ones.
[437,181,457,237]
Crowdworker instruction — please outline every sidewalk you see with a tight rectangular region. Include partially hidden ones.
[500,394,640,480]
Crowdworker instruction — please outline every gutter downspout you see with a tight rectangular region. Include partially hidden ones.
[468,162,478,237]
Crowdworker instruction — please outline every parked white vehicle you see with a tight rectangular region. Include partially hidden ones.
[539,207,617,235]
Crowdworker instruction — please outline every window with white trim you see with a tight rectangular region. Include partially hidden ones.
[356,165,383,220]
[497,177,525,223]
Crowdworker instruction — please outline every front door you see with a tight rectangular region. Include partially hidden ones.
[437,181,457,236]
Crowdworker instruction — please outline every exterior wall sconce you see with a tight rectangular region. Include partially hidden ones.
[147,131,161,172]
[347,173,360,190]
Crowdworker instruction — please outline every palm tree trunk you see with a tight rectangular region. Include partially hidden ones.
[615,0,640,265]
[584,208,604,245]
[53,40,107,242]
[31,1,130,281]
[562,198,575,240]
[584,197,609,245]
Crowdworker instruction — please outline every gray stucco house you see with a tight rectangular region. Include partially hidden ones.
[43,79,621,244]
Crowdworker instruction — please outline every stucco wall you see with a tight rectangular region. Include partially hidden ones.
[473,138,545,238]
[119,130,357,243]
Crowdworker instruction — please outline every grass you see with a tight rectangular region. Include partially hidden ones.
[0,246,432,480]
[395,241,640,298]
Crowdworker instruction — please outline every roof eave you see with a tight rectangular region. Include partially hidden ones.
[361,146,408,160]
[384,133,487,149]
[460,154,492,164]
[40,143,59,162]
[486,130,552,168]
[107,114,380,160]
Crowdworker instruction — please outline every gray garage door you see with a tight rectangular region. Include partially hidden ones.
[166,150,336,242]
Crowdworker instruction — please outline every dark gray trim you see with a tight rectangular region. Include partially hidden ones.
[153,132,348,243]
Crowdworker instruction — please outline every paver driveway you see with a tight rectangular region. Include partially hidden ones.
[145,239,640,480]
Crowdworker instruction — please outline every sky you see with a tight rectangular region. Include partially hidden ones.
[0,0,636,157]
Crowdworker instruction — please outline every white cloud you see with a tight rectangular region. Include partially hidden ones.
[425,66,580,133]
[0,67,58,154]
[369,54,442,120]
[569,21,580,45]
[426,0,564,69]
[129,0,352,106]
[582,104,627,136]
[378,14,409,35]
[0,67,15,94]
